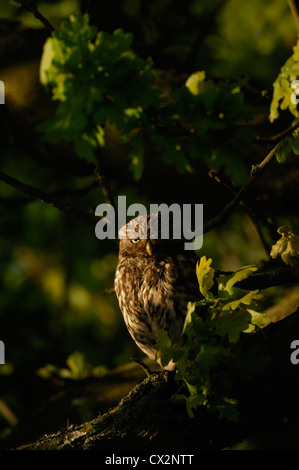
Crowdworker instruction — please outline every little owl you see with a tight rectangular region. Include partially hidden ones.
[114,213,199,370]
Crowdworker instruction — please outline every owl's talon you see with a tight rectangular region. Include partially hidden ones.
[131,357,158,377]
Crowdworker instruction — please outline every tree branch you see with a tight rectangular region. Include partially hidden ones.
[209,169,277,251]
[16,1,55,33]
[255,119,299,144]
[203,143,279,233]
[14,307,299,450]
[94,164,116,212]
[0,170,94,228]
[288,0,299,28]
[234,263,299,290]
[204,116,299,235]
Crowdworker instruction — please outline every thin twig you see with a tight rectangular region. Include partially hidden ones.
[94,161,117,215]
[130,357,153,377]
[288,0,299,28]
[0,181,98,206]
[209,170,276,251]
[203,143,279,234]
[235,264,299,290]
[17,1,55,33]
[255,119,299,143]
[0,170,94,228]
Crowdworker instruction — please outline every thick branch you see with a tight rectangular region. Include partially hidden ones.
[235,263,299,290]
[15,307,299,450]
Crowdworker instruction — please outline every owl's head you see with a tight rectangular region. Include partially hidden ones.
[118,213,185,259]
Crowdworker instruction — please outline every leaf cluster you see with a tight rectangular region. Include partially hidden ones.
[38,12,258,184]
[270,36,299,165]
[157,257,270,421]
[270,39,299,123]
[38,12,160,170]
[177,71,257,184]
[37,351,107,380]
[270,225,299,266]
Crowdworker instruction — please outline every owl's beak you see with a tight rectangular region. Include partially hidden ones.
[145,241,153,256]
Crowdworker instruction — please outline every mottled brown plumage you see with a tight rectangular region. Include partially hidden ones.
[114,214,199,370]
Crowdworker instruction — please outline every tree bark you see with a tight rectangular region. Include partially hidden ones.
[14,307,299,451]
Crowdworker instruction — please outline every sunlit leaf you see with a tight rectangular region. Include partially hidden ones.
[246,309,271,330]
[185,71,206,96]
[270,38,299,122]
[270,226,299,265]
[222,290,262,311]
[221,265,258,296]
[196,256,214,301]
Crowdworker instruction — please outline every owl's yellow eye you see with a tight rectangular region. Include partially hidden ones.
[130,239,140,244]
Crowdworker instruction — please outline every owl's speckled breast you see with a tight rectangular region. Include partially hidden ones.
[114,252,195,369]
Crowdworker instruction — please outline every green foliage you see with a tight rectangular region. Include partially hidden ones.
[274,132,299,164]
[270,226,299,266]
[128,131,144,181]
[268,36,299,165]
[274,137,293,163]
[38,12,259,184]
[38,12,161,164]
[178,72,257,184]
[157,256,270,421]
[270,37,299,123]
[207,0,297,86]
[37,351,107,380]
[196,255,214,301]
